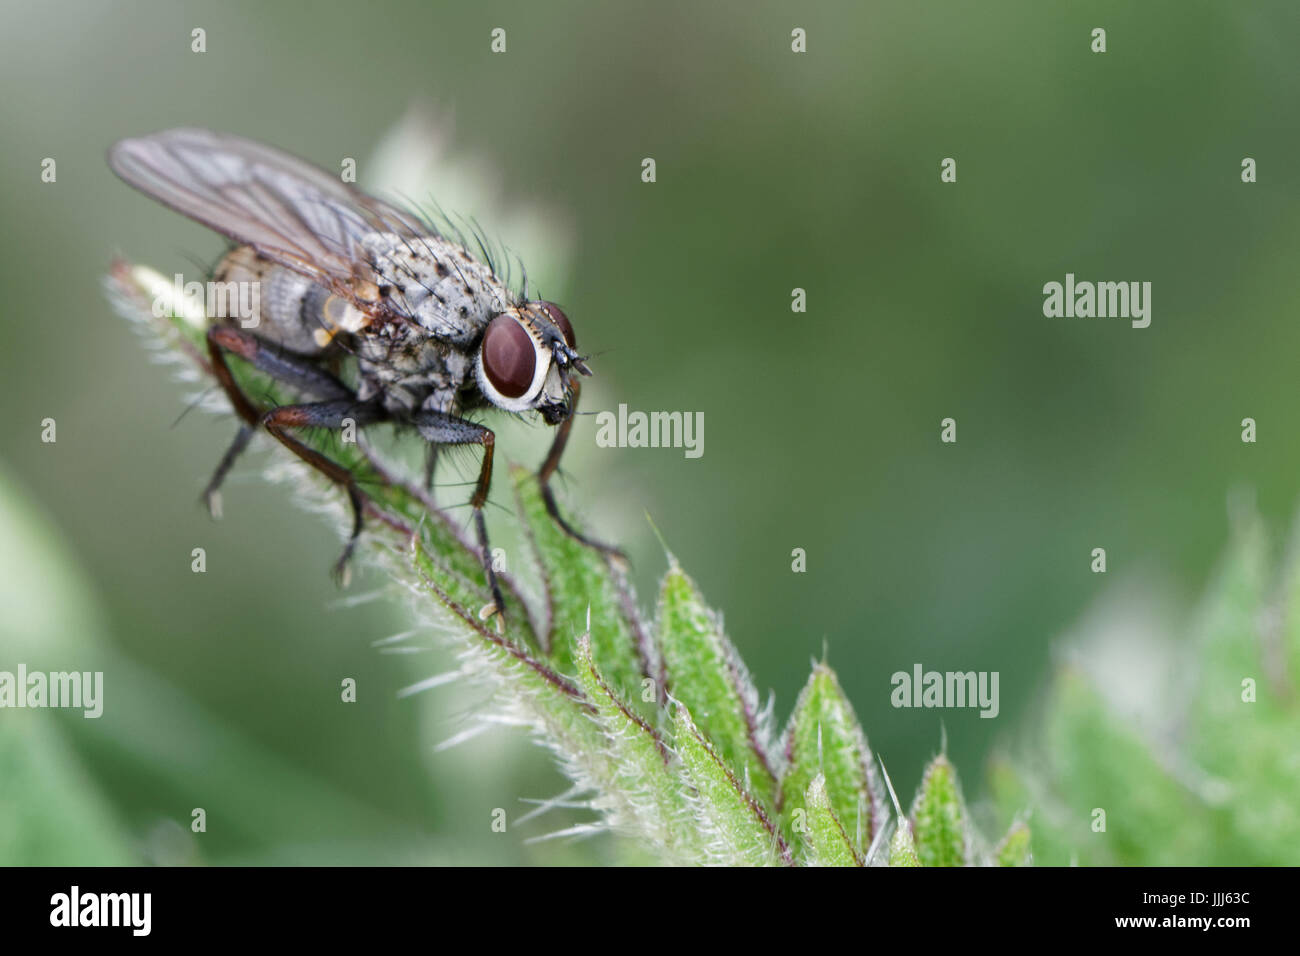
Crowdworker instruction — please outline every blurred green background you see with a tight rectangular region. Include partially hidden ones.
[2,0,1299,864]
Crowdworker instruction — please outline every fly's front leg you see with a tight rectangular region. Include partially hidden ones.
[413,411,504,620]
[538,379,627,564]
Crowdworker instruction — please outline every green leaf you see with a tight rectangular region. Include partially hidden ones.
[408,539,604,763]
[572,635,690,859]
[888,818,921,867]
[514,468,649,699]
[1053,670,1207,865]
[987,753,1078,868]
[803,774,861,866]
[1278,514,1300,706]
[995,820,1032,867]
[911,754,968,867]
[1189,509,1270,751]
[1009,501,1300,866]
[657,560,778,809]
[671,704,789,866]
[780,662,882,859]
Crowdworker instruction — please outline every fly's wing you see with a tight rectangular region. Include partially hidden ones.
[108,128,435,303]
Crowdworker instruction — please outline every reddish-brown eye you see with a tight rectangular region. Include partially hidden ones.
[538,301,576,348]
[481,315,536,398]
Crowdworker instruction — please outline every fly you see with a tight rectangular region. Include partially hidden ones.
[108,127,618,618]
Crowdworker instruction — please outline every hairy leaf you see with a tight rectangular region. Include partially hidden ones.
[803,774,862,866]
[911,755,968,867]
[658,561,778,809]
[780,662,882,859]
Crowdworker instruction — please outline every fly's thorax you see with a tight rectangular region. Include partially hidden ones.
[359,233,511,344]
[355,325,475,417]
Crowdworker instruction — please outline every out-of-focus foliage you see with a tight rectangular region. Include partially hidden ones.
[991,505,1300,865]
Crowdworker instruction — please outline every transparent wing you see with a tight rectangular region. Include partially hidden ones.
[108,127,435,296]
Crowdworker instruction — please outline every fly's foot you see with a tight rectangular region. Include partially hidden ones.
[478,600,505,634]
[204,488,223,521]
[604,547,631,574]
[331,540,356,589]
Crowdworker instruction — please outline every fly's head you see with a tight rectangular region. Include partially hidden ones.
[475,301,589,425]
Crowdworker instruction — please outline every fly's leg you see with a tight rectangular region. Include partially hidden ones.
[202,423,254,520]
[204,324,384,583]
[259,399,385,584]
[206,325,354,416]
[203,325,355,513]
[538,379,627,564]
[413,411,504,619]
[422,444,439,496]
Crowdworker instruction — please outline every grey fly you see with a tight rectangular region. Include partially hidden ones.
[108,127,618,618]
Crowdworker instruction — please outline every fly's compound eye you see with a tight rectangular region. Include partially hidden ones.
[537,301,576,348]
[481,314,537,398]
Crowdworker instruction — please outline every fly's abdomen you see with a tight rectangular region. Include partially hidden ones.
[213,246,341,355]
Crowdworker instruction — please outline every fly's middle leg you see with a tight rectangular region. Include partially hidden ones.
[414,411,505,621]
[258,399,386,584]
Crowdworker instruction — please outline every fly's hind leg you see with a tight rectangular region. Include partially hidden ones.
[202,423,254,520]
[204,324,384,583]
[538,379,627,565]
[204,324,354,512]
[259,399,386,583]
